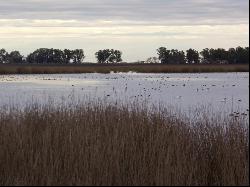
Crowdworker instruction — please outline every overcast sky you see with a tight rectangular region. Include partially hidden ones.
[0,0,249,62]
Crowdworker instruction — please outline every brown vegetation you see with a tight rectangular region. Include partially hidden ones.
[0,63,249,74]
[0,102,249,186]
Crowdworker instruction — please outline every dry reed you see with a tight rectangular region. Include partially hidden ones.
[0,64,249,74]
[0,102,249,186]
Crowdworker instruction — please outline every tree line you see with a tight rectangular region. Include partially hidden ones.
[0,46,249,64]
[157,46,249,64]
[0,48,85,64]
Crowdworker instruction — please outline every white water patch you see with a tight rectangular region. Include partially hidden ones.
[0,75,102,86]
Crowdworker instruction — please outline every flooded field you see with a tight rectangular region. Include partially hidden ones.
[0,72,249,186]
[0,72,249,115]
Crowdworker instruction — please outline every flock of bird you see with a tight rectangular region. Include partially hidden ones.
[0,73,249,118]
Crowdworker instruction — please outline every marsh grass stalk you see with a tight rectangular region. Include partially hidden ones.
[0,64,249,74]
[0,102,249,186]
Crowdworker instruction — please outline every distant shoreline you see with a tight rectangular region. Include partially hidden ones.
[0,63,249,74]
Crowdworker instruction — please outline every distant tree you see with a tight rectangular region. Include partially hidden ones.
[95,50,106,64]
[1,46,248,65]
[52,49,64,64]
[212,48,228,63]
[169,49,186,64]
[227,47,249,64]
[200,48,226,64]
[26,48,85,64]
[186,48,200,64]
[72,49,85,64]
[228,48,237,64]
[27,48,51,64]
[26,51,36,64]
[0,48,8,63]
[63,49,74,64]
[244,47,249,64]
[7,51,23,64]
[179,50,186,64]
[157,47,170,64]
[95,49,122,63]
[157,47,186,64]
[235,46,249,64]
[200,48,211,63]
[112,50,122,63]
[145,57,160,64]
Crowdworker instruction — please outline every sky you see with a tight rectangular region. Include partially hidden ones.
[0,0,249,62]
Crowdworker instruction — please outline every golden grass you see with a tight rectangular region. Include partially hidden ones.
[0,102,249,186]
[0,63,249,74]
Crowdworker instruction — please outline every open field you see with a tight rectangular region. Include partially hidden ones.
[0,63,249,74]
[0,102,249,186]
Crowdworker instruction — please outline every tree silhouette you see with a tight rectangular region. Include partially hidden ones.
[0,49,8,64]
[26,48,85,64]
[7,51,23,64]
[157,47,186,64]
[95,49,122,63]
[186,49,200,64]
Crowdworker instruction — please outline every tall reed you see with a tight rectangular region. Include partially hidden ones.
[0,102,248,186]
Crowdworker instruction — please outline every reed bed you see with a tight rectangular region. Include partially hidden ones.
[0,102,249,186]
[0,63,249,74]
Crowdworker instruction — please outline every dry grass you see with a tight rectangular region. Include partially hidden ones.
[0,63,249,74]
[0,102,249,186]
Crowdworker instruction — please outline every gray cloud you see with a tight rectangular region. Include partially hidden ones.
[0,0,248,62]
[0,0,248,25]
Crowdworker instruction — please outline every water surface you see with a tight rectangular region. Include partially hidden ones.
[0,72,249,115]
